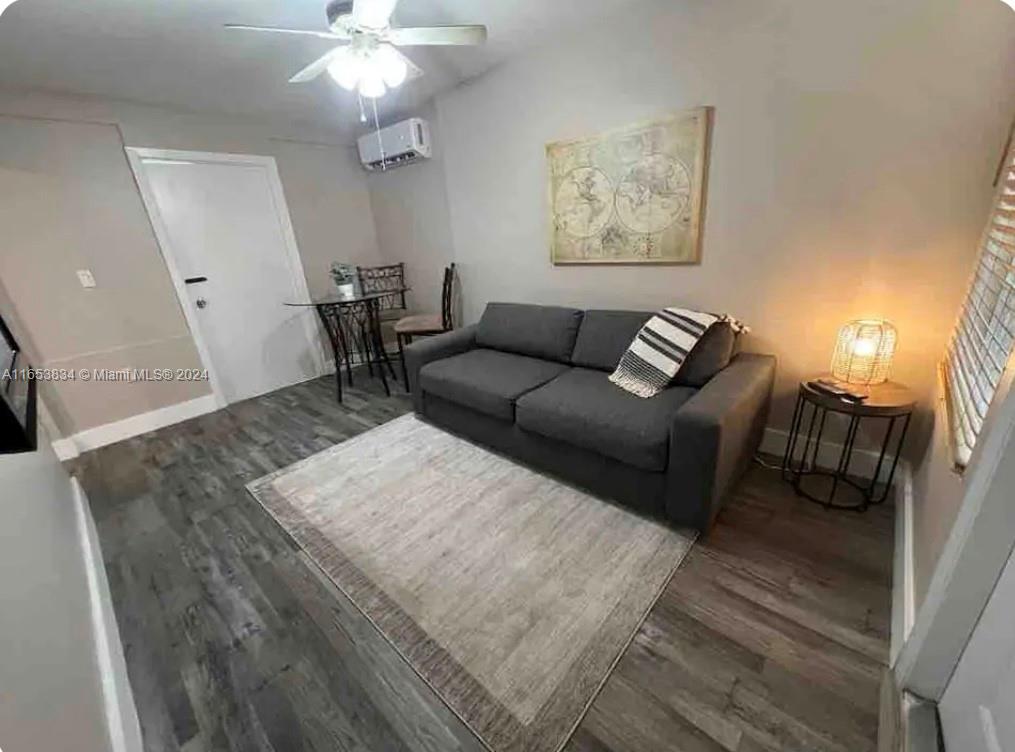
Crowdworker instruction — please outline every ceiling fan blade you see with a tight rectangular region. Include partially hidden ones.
[0,0,22,18]
[224,24,350,41]
[289,48,345,83]
[352,0,399,30]
[386,25,487,46]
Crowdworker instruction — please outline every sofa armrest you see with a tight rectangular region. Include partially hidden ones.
[405,325,478,412]
[666,352,776,532]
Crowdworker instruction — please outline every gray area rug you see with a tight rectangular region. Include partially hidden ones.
[248,414,695,752]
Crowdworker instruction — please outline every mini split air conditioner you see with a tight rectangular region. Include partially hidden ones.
[358,117,432,171]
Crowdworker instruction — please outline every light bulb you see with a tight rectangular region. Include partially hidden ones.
[327,49,362,91]
[375,44,408,88]
[358,69,387,99]
[852,338,877,357]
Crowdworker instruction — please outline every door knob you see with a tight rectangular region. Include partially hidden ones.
[195,297,208,309]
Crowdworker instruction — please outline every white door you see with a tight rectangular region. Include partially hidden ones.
[131,151,321,404]
[939,544,1015,752]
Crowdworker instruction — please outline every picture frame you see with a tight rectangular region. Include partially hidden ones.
[546,107,712,266]
[0,312,37,454]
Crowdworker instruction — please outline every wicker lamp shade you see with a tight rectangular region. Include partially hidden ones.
[831,319,897,385]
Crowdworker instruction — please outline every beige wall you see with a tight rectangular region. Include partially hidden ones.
[273,138,381,299]
[0,113,208,436]
[365,0,1015,612]
[366,101,457,321]
[912,391,968,609]
[431,0,1014,447]
[0,88,381,436]
[0,446,115,752]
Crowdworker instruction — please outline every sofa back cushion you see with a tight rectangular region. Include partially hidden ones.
[676,322,738,387]
[571,310,652,371]
[572,309,738,387]
[476,303,584,363]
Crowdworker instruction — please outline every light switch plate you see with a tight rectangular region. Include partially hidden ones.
[76,269,97,289]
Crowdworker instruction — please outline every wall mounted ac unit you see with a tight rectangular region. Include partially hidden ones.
[358,117,432,171]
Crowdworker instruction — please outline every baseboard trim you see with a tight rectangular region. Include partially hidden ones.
[72,478,143,752]
[760,426,898,483]
[891,460,916,664]
[51,436,79,461]
[902,692,941,752]
[878,668,901,752]
[52,394,222,461]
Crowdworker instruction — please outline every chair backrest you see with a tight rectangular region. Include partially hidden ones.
[441,264,456,331]
[357,263,407,311]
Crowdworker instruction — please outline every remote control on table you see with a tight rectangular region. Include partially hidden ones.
[808,378,867,402]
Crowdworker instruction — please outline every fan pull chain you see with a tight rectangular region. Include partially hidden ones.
[371,96,387,171]
[357,92,367,124]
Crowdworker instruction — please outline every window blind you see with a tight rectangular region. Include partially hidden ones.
[945,141,1015,467]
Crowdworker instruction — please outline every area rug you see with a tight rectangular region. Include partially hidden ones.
[247,414,695,752]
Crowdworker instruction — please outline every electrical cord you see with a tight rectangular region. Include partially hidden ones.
[753,454,783,471]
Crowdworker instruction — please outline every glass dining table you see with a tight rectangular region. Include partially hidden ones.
[286,288,408,402]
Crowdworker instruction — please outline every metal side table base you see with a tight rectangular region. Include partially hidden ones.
[781,377,916,512]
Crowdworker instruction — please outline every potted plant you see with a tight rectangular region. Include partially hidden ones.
[330,262,359,300]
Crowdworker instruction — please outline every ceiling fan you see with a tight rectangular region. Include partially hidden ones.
[226,0,487,100]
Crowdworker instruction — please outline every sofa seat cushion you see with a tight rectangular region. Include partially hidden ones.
[516,368,696,471]
[419,349,570,421]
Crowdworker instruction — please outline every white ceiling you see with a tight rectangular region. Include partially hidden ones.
[0,0,645,140]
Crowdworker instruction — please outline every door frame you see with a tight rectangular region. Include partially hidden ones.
[895,360,1015,700]
[125,147,324,406]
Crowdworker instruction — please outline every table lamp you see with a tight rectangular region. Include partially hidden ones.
[831,319,897,385]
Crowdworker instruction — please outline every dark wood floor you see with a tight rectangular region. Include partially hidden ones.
[69,373,893,752]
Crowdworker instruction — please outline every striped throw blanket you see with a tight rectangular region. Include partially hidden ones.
[609,308,746,398]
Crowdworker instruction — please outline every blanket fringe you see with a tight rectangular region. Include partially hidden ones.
[608,371,663,399]
[720,314,750,334]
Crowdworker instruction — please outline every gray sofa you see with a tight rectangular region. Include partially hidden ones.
[405,303,776,533]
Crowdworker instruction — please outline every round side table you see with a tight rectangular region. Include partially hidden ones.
[781,376,916,511]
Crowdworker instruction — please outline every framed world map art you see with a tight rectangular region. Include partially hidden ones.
[547,107,711,265]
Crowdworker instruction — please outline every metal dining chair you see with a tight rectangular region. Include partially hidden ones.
[356,262,408,376]
[394,264,456,388]
[356,263,408,315]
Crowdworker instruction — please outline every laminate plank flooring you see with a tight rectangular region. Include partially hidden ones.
[69,373,893,752]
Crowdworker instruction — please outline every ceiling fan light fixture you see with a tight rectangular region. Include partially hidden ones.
[327,49,363,90]
[358,69,387,99]
[352,0,398,31]
[231,0,488,104]
[375,44,408,88]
